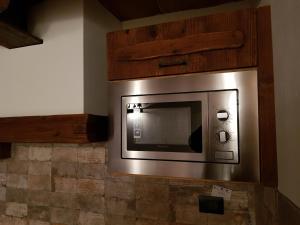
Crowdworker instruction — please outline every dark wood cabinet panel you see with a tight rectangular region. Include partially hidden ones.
[257,6,278,187]
[115,30,244,61]
[99,0,242,21]
[107,8,257,80]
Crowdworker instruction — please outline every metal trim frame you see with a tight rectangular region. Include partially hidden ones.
[109,69,260,182]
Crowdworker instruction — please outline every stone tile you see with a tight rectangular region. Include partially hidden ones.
[28,190,51,207]
[136,176,169,185]
[207,212,250,225]
[29,162,51,176]
[5,202,28,218]
[78,146,105,164]
[0,162,7,173]
[105,179,135,200]
[6,188,28,203]
[0,201,5,215]
[106,197,136,217]
[77,163,105,180]
[28,175,51,191]
[0,173,6,186]
[13,144,30,160]
[78,212,105,225]
[52,162,78,178]
[136,182,169,202]
[76,193,105,214]
[29,220,50,225]
[0,187,6,201]
[54,177,77,193]
[169,185,211,205]
[107,175,135,183]
[169,178,212,187]
[28,205,50,221]
[0,215,27,225]
[6,174,28,189]
[52,145,78,162]
[105,214,136,225]
[7,160,29,174]
[93,144,106,162]
[225,191,248,212]
[77,179,104,194]
[50,192,77,209]
[136,200,171,221]
[136,218,170,225]
[174,204,207,225]
[29,145,52,161]
[50,207,79,225]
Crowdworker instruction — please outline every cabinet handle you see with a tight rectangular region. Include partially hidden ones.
[159,60,187,68]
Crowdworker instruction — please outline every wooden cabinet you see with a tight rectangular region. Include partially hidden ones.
[107,8,257,80]
[107,6,277,187]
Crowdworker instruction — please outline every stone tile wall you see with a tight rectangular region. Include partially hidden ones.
[0,143,106,225]
[0,143,283,225]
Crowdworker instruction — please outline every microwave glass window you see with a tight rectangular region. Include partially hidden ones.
[126,101,202,153]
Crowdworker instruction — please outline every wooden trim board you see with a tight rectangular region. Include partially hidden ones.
[257,6,278,187]
[0,114,108,144]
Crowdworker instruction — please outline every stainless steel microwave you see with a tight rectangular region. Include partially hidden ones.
[109,69,260,182]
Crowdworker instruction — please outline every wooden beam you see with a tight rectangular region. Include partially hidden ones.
[116,30,244,61]
[0,114,108,143]
[257,6,278,187]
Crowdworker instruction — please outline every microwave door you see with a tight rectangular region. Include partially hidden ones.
[121,92,209,162]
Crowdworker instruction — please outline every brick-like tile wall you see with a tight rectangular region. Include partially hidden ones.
[0,143,279,225]
[0,143,106,225]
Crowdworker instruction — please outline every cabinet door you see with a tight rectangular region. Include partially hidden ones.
[107,8,257,80]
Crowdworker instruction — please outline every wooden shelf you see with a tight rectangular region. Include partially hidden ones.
[0,0,43,49]
[0,20,43,49]
[0,114,108,159]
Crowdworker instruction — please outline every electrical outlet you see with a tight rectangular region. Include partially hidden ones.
[199,195,224,214]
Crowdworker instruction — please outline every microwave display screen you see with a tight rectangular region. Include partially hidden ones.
[126,101,203,153]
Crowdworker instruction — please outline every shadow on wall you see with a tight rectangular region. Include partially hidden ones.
[27,0,83,39]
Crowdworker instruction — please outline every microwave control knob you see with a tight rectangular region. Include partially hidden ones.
[217,110,229,121]
[218,131,230,143]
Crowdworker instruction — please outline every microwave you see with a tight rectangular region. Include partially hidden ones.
[109,69,260,182]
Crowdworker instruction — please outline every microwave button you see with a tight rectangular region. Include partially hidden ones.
[215,151,234,160]
[218,131,229,143]
[217,110,229,121]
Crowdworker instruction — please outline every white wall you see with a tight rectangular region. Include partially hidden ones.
[259,0,300,207]
[0,0,121,117]
[0,0,84,117]
[83,0,121,115]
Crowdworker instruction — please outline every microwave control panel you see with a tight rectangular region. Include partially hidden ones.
[208,90,239,164]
